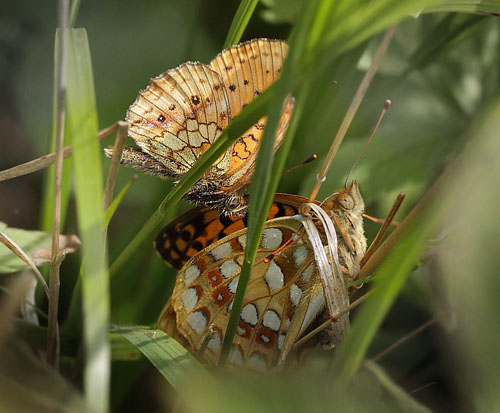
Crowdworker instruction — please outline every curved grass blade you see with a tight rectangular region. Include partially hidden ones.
[330,215,436,389]
[113,326,211,397]
[404,14,484,75]
[330,93,500,390]
[67,28,109,411]
[105,176,136,226]
[223,0,259,48]
[362,361,432,413]
[423,0,500,14]
[218,0,319,366]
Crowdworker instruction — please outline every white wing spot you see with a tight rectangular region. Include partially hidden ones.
[238,234,247,249]
[277,334,286,350]
[300,264,315,283]
[261,228,283,250]
[228,347,244,367]
[220,260,240,278]
[246,353,267,372]
[183,288,198,311]
[263,310,281,332]
[236,325,245,336]
[264,261,284,292]
[227,299,234,313]
[187,311,207,334]
[207,332,221,353]
[210,242,232,261]
[184,265,201,284]
[228,276,240,294]
[260,334,271,344]
[241,303,258,326]
[289,284,302,307]
[293,245,308,268]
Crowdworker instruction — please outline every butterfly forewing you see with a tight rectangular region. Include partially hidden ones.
[155,194,309,270]
[209,39,288,118]
[116,39,292,215]
[127,63,230,175]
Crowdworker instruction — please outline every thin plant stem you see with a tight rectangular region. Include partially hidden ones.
[47,0,70,368]
[292,290,374,350]
[103,121,128,210]
[0,123,117,182]
[0,231,50,298]
[370,318,438,363]
[360,193,406,269]
[308,25,397,202]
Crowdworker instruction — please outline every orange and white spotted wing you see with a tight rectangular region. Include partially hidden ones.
[155,193,308,270]
[209,39,291,188]
[160,217,327,371]
[126,38,290,187]
[157,183,368,369]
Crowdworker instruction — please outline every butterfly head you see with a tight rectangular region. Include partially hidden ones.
[322,181,365,216]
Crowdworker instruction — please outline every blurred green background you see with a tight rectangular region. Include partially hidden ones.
[1,0,499,411]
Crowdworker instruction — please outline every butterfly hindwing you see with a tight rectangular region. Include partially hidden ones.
[170,217,324,369]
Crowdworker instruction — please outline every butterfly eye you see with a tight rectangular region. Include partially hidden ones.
[338,194,354,210]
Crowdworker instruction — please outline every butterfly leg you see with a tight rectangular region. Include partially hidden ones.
[104,145,176,179]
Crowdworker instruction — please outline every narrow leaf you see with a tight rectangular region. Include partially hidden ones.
[67,28,110,411]
[223,0,259,48]
[113,326,211,396]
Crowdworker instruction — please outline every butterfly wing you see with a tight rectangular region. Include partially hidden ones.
[126,62,231,178]
[125,38,290,186]
[155,194,309,270]
[209,39,292,189]
[167,217,328,370]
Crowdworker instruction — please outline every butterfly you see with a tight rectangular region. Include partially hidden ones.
[105,38,294,216]
[157,182,367,370]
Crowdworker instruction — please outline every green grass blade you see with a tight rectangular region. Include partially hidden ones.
[112,326,211,397]
[110,332,141,361]
[423,0,500,14]
[105,176,136,226]
[67,28,109,411]
[69,0,81,27]
[223,0,259,48]
[218,0,319,366]
[436,96,500,411]
[363,361,432,413]
[404,14,484,75]
[109,87,274,278]
[330,213,436,388]
[40,32,72,234]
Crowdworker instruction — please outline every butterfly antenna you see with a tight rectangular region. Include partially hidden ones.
[282,154,317,176]
[344,99,391,188]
